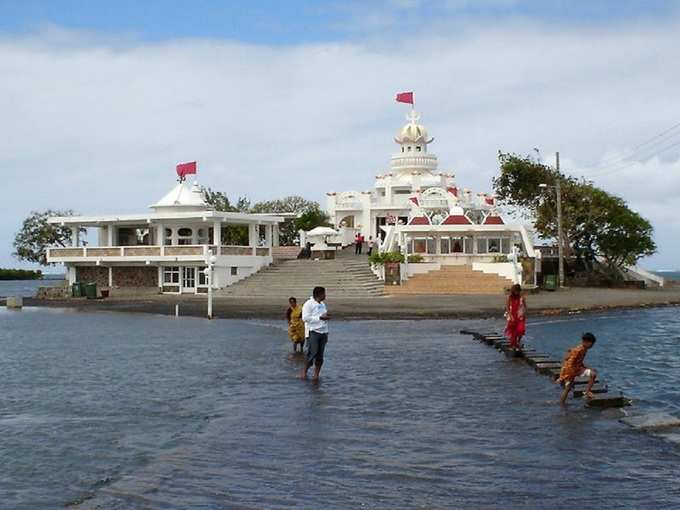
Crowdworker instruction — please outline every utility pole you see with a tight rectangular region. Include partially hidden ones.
[204,249,217,319]
[555,152,565,288]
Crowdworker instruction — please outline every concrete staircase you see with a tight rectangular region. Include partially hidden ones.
[386,265,513,295]
[219,248,384,298]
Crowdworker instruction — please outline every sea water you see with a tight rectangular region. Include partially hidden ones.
[0,278,61,298]
[1,307,679,509]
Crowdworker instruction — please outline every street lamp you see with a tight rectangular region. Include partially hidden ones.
[204,250,217,319]
[539,153,565,288]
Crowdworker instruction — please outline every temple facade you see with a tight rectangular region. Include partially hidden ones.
[47,177,282,295]
[327,109,537,284]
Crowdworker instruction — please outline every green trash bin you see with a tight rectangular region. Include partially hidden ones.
[72,282,83,298]
[544,274,557,291]
[84,282,97,300]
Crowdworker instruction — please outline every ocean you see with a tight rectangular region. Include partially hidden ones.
[0,278,63,298]
[1,307,679,509]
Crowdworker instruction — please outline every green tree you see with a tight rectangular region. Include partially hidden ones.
[14,210,85,266]
[251,196,328,246]
[202,187,250,213]
[295,205,331,234]
[202,188,251,245]
[250,196,316,215]
[493,152,656,273]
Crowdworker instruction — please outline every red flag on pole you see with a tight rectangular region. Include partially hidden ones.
[395,91,414,104]
[176,161,197,181]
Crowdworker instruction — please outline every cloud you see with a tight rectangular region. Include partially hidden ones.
[1,16,679,269]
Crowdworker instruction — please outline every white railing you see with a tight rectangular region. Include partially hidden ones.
[390,155,438,170]
[47,244,268,260]
[336,201,363,210]
[420,198,448,208]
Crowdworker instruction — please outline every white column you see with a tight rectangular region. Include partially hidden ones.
[157,266,163,289]
[71,226,79,247]
[67,266,77,285]
[213,221,221,247]
[108,267,113,287]
[156,223,164,246]
[273,224,280,247]
[264,224,272,247]
[107,225,114,247]
[248,223,258,254]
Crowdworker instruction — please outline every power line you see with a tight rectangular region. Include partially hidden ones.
[579,119,680,172]
[588,137,680,178]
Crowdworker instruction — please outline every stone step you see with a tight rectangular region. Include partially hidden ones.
[584,392,630,409]
[534,362,563,375]
[573,384,608,398]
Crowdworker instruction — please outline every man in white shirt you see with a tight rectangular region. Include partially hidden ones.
[301,286,330,381]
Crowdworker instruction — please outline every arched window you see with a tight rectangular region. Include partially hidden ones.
[197,228,208,244]
[164,228,173,246]
[177,227,193,245]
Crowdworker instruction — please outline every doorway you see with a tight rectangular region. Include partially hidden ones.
[182,267,196,293]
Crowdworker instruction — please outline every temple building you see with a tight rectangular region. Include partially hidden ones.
[47,174,282,295]
[327,109,537,285]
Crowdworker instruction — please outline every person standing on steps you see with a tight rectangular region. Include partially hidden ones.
[504,284,527,352]
[367,236,375,256]
[354,233,361,255]
[301,286,330,381]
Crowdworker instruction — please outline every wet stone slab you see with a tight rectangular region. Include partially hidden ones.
[585,392,630,409]
[573,384,608,398]
[534,362,563,375]
[620,412,680,431]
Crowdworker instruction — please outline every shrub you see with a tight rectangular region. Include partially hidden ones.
[368,251,405,265]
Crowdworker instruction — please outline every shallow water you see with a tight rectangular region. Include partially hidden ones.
[1,307,679,509]
[0,279,61,298]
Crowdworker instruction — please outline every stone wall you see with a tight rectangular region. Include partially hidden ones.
[76,266,109,287]
[112,267,158,287]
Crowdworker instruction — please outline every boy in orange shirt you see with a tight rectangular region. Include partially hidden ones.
[557,333,598,404]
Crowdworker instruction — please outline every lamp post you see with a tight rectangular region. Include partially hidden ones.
[204,250,217,319]
[539,152,565,288]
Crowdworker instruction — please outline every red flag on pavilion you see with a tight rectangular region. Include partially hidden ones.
[395,91,414,104]
[176,161,197,181]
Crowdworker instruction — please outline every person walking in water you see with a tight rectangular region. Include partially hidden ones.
[504,284,527,352]
[301,286,330,381]
[557,333,598,404]
[286,297,305,353]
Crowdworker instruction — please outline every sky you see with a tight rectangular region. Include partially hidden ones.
[1,0,679,270]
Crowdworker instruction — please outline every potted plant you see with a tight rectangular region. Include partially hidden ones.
[369,251,405,285]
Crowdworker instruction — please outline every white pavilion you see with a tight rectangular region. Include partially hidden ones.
[327,109,537,284]
[47,177,282,295]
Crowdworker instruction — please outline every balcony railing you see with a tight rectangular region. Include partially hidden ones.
[47,244,272,260]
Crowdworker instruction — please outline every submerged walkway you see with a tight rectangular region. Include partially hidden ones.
[461,330,632,408]
[20,286,680,320]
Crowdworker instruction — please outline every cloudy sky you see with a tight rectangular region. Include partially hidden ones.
[1,0,679,270]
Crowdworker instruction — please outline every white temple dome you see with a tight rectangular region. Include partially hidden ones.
[150,180,210,211]
[394,110,434,145]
